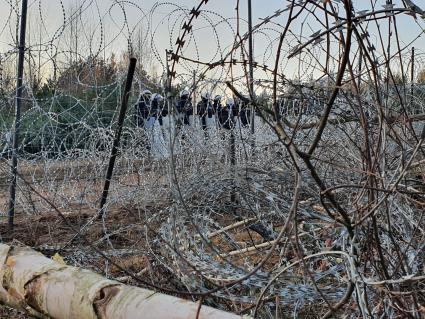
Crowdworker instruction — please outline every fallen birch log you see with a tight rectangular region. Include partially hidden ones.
[0,244,247,319]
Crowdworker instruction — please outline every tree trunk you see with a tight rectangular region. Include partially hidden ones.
[0,244,247,319]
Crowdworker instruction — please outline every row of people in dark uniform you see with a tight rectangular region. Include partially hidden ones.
[135,90,276,241]
[135,89,251,131]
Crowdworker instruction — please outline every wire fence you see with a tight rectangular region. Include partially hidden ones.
[1,0,425,318]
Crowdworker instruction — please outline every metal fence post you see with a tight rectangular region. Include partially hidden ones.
[8,0,29,231]
[99,57,137,217]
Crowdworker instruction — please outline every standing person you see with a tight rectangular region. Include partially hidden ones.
[150,93,165,126]
[213,94,222,111]
[213,95,222,129]
[176,89,191,127]
[197,92,213,131]
[237,96,250,128]
[148,93,167,158]
[134,90,152,153]
[217,97,236,131]
[135,89,152,128]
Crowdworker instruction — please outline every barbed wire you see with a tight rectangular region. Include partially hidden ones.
[1,0,425,318]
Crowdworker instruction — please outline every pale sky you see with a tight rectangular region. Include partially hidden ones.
[0,1,286,68]
[1,0,425,89]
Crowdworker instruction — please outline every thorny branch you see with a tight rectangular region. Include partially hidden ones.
[0,0,425,318]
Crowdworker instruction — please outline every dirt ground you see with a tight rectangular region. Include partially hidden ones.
[0,157,317,318]
[0,191,287,318]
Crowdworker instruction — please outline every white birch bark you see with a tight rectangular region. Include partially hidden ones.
[0,244,248,319]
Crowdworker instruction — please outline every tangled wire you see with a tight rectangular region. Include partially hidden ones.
[1,0,425,318]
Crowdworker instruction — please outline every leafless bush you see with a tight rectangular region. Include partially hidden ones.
[1,0,425,318]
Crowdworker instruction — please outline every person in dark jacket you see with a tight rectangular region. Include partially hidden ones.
[176,89,192,126]
[197,92,213,131]
[217,97,236,130]
[149,93,165,126]
[135,89,152,128]
[213,94,222,113]
[237,96,250,128]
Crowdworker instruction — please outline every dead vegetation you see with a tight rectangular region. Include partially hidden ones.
[1,0,425,318]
